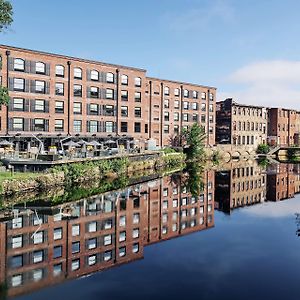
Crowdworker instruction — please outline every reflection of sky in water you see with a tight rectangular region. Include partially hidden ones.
[16,197,300,300]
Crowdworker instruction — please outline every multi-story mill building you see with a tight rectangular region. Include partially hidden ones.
[0,45,216,150]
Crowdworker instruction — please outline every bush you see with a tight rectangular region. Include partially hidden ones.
[256,144,270,154]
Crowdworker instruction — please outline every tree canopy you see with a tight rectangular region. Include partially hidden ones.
[0,0,13,32]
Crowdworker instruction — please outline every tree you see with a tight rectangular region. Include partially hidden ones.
[0,0,13,32]
[181,123,207,160]
[0,86,9,105]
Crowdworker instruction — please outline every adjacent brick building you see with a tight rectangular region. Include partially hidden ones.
[0,45,216,150]
[216,98,267,147]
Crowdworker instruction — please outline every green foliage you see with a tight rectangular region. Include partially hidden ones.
[161,147,177,154]
[257,158,270,168]
[184,163,205,197]
[161,152,186,169]
[256,144,270,154]
[182,123,206,161]
[211,150,221,165]
[0,86,9,106]
[287,148,300,161]
[0,0,13,32]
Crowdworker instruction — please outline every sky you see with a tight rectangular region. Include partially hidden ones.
[1,0,300,109]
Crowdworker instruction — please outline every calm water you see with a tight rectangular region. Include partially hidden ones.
[1,161,300,300]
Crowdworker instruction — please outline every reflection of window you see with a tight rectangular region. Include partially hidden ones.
[72,224,80,236]
[104,234,112,246]
[71,259,80,271]
[12,236,23,248]
[119,231,126,242]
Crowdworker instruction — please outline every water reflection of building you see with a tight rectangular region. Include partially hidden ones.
[266,163,300,201]
[215,162,267,213]
[0,171,214,298]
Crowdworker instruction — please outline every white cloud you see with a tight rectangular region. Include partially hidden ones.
[163,0,235,32]
[220,60,300,110]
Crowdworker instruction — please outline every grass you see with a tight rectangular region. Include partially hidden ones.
[0,171,40,182]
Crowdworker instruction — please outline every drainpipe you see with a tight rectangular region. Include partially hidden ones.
[149,80,152,139]
[160,82,164,148]
[180,85,183,146]
[207,89,210,147]
[115,69,119,136]
[5,50,10,135]
[67,61,71,136]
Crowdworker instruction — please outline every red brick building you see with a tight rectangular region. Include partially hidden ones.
[0,45,216,150]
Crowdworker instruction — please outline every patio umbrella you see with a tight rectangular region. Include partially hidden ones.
[89,140,101,146]
[77,139,87,145]
[0,140,13,146]
[63,141,80,147]
[104,139,117,144]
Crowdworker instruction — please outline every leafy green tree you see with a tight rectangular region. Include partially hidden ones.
[0,0,13,32]
[0,85,9,105]
[182,123,207,160]
[256,144,270,154]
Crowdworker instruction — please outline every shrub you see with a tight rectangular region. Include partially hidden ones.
[256,144,270,154]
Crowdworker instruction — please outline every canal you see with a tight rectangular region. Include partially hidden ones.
[1,160,300,300]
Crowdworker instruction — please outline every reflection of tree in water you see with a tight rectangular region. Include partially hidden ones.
[296,213,300,236]
[168,163,205,197]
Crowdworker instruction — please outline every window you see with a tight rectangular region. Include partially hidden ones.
[209,93,214,100]
[163,125,169,134]
[201,103,206,111]
[73,102,82,114]
[164,99,169,108]
[33,231,44,244]
[174,112,179,121]
[88,238,97,250]
[173,199,178,208]
[133,213,140,224]
[193,91,198,98]
[53,263,63,276]
[33,250,44,263]
[13,78,25,91]
[164,112,169,121]
[174,88,180,96]
[135,92,141,102]
[192,102,198,110]
[13,98,24,111]
[55,65,64,77]
[193,114,198,122]
[91,70,99,81]
[55,119,64,132]
[12,118,24,130]
[134,107,141,118]
[174,125,179,134]
[71,259,80,271]
[35,80,45,93]
[89,104,99,115]
[11,255,23,268]
[121,106,128,117]
[74,84,82,97]
[55,101,64,113]
[33,118,46,131]
[104,234,112,246]
[90,86,99,98]
[88,221,97,233]
[88,120,98,132]
[106,72,114,83]
[73,120,82,132]
[12,236,22,248]
[54,228,62,240]
[121,74,128,85]
[133,228,139,239]
[119,247,126,257]
[134,122,141,133]
[119,215,126,227]
[105,121,114,133]
[183,101,189,110]
[184,89,189,97]
[33,269,43,282]
[121,90,128,101]
[72,224,80,236]
[104,105,114,116]
[55,83,64,95]
[162,200,168,209]
[11,274,22,287]
[183,113,188,122]
[72,242,80,254]
[74,67,82,79]
[209,104,213,112]
[201,92,206,99]
[35,100,45,112]
[121,122,128,133]
[53,246,62,258]
[104,219,113,229]
[119,231,126,242]
[164,86,170,95]
[133,243,139,253]
[106,88,114,99]
[201,115,206,123]
[14,58,25,71]
[88,255,97,266]
[135,77,141,87]
[36,62,45,74]
[104,250,112,261]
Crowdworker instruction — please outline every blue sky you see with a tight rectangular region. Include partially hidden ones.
[1,0,300,108]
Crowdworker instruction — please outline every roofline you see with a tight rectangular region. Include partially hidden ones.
[0,44,147,72]
[146,76,217,90]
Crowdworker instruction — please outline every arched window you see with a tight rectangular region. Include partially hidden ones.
[174,88,180,96]
[55,65,65,77]
[135,77,141,87]
[36,62,45,74]
[91,70,99,81]
[74,67,82,79]
[164,86,170,95]
[184,89,189,98]
[14,58,25,71]
[106,72,114,83]
[193,91,198,98]
[121,74,128,85]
